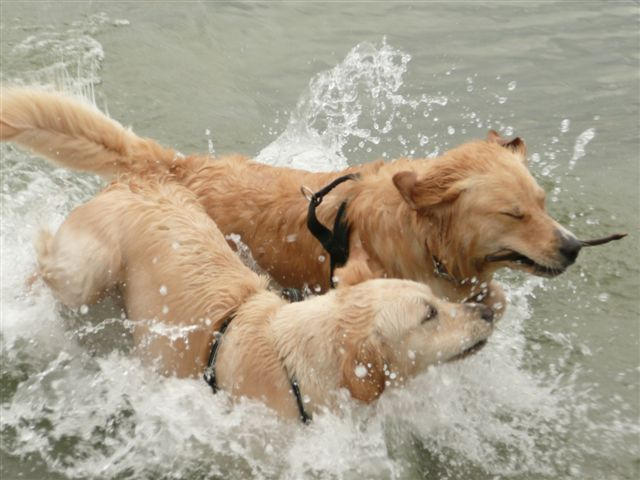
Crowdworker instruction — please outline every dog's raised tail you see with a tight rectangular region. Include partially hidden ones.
[0,87,175,177]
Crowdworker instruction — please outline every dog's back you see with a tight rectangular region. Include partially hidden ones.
[38,180,269,329]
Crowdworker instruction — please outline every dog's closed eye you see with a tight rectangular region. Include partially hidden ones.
[500,211,525,220]
[421,305,438,323]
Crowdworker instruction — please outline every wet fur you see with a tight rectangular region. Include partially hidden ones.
[1,87,580,315]
[33,180,493,419]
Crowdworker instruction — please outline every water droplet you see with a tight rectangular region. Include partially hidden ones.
[285,234,298,243]
[447,126,455,135]
[80,304,89,315]
[354,364,368,378]
[560,119,570,133]
[159,285,168,296]
[569,128,596,170]
[318,255,326,263]
[507,80,517,91]
[162,305,169,315]
[598,293,610,302]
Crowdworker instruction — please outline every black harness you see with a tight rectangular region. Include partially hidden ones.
[203,314,235,395]
[203,174,359,424]
[203,294,312,424]
[304,174,359,287]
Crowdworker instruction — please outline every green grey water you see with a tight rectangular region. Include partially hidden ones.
[1,2,638,479]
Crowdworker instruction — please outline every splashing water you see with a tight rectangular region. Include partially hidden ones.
[568,128,596,172]
[257,39,405,170]
[1,28,635,479]
[1,12,112,99]
[257,38,438,171]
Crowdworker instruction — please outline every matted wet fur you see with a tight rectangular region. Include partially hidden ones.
[34,180,493,419]
[0,87,585,315]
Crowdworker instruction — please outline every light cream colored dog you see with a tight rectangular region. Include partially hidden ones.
[0,88,590,317]
[34,180,494,420]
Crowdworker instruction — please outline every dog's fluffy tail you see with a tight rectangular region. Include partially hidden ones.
[0,87,176,177]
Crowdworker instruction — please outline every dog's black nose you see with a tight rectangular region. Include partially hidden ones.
[558,234,582,264]
[478,305,494,323]
[464,303,494,323]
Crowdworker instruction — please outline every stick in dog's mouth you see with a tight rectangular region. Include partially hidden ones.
[579,232,627,247]
[485,232,627,265]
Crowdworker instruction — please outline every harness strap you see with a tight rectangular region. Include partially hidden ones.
[204,294,312,423]
[289,375,311,424]
[203,314,235,393]
[305,174,359,287]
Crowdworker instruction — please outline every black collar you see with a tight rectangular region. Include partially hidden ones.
[432,255,459,284]
[432,256,494,304]
[203,291,312,424]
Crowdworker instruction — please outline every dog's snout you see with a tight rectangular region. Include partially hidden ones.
[464,303,494,323]
[558,233,582,264]
[478,305,494,323]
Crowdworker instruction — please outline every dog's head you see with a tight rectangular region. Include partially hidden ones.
[392,131,581,281]
[337,279,494,402]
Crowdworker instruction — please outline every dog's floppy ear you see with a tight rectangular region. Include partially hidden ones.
[393,170,463,210]
[487,129,527,159]
[340,341,386,403]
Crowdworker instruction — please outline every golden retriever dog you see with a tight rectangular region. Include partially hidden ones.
[0,87,587,315]
[33,179,494,420]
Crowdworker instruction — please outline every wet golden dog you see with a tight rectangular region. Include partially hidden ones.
[0,88,584,315]
[34,180,494,419]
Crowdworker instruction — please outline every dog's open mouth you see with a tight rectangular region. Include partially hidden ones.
[485,250,564,277]
[450,339,488,362]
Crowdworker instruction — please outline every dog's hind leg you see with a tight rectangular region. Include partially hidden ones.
[35,197,123,309]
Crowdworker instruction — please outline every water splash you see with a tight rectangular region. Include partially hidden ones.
[257,38,416,171]
[568,128,596,171]
[0,12,124,100]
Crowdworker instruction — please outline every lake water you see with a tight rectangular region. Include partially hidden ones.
[1,2,638,479]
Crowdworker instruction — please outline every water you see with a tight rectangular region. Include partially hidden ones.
[1,2,638,479]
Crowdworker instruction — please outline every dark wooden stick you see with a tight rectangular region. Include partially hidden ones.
[580,233,627,247]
